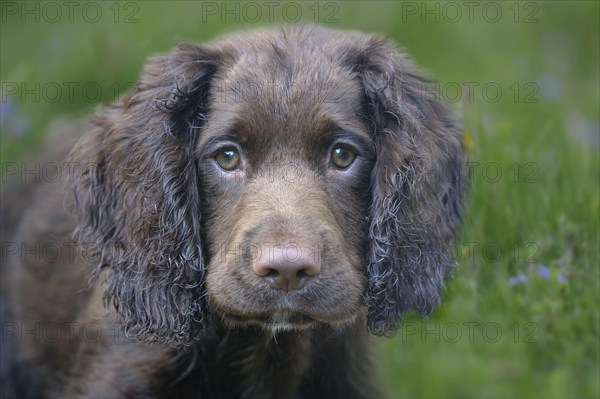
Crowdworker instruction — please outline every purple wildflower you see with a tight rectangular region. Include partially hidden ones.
[508,274,528,286]
[0,99,14,125]
[537,264,550,279]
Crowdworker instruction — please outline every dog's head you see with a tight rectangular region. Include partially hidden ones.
[71,26,464,346]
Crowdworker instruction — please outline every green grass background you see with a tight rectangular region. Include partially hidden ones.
[1,1,598,398]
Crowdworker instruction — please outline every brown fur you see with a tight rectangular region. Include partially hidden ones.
[1,25,464,398]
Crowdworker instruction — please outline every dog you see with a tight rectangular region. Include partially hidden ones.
[0,25,464,398]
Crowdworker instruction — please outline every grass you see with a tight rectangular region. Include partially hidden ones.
[1,1,598,398]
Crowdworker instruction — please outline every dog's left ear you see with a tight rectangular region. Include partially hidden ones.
[346,36,465,335]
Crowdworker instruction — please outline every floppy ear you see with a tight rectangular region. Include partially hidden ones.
[349,37,465,335]
[69,43,222,346]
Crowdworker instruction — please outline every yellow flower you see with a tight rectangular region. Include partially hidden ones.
[462,129,474,154]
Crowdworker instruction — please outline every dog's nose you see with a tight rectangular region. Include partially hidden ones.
[253,245,320,291]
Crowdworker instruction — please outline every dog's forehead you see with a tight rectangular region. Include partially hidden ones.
[219,28,361,101]
[200,34,370,154]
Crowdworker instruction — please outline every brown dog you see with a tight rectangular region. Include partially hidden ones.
[1,25,464,398]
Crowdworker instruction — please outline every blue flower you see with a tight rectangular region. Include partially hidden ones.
[0,99,14,125]
[0,98,29,137]
[537,264,550,279]
[508,274,528,286]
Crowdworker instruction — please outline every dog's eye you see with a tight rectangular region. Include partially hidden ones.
[215,148,241,171]
[331,146,356,169]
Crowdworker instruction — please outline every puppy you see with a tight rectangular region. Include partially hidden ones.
[1,25,464,398]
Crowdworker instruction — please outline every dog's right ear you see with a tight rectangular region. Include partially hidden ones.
[69,43,223,346]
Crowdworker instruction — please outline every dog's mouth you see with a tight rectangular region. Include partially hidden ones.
[218,309,317,331]
[207,286,365,331]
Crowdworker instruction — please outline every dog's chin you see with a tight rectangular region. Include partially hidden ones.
[216,309,359,333]
[220,310,316,332]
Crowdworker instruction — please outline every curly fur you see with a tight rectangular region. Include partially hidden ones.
[70,45,223,345]
[351,38,464,334]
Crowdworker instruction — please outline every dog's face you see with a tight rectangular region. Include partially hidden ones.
[71,26,464,346]
[199,47,374,329]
